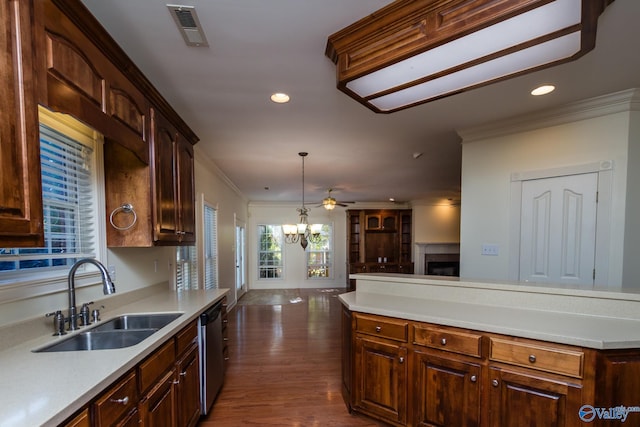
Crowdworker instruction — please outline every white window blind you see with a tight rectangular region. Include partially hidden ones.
[176,246,197,290]
[203,204,218,289]
[0,123,96,277]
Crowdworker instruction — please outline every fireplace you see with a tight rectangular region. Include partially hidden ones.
[425,253,460,277]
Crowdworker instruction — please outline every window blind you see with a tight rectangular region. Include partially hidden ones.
[0,123,96,275]
[176,246,197,290]
[204,204,218,289]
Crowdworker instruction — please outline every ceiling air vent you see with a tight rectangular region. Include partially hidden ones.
[167,4,209,47]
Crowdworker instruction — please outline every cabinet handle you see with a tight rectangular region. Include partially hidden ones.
[470,375,477,383]
[180,371,187,377]
[492,379,499,387]
[375,326,382,333]
[440,338,447,346]
[173,379,180,385]
[399,357,405,364]
[529,354,536,363]
[110,396,129,405]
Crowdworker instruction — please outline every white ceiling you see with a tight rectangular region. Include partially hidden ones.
[81,0,640,207]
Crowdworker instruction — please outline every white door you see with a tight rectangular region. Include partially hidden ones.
[519,173,598,286]
[235,222,247,299]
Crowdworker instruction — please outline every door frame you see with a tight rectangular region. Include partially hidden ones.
[508,160,613,286]
[234,214,247,300]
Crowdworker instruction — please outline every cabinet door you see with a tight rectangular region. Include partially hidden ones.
[414,351,481,427]
[0,0,44,247]
[176,344,201,427]
[152,111,179,243]
[341,306,353,409]
[353,336,408,425]
[488,367,583,427]
[175,135,195,243]
[61,409,90,427]
[139,370,176,427]
[151,110,195,244]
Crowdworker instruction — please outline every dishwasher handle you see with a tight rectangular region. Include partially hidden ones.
[200,301,223,325]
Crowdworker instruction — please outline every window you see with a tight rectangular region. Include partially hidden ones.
[203,204,218,289]
[176,246,197,291]
[0,109,101,284]
[307,224,333,278]
[258,225,283,279]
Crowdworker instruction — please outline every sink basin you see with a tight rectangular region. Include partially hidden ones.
[34,329,157,352]
[33,312,183,352]
[90,313,183,332]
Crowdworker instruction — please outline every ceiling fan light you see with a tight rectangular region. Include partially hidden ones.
[323,197,337,210]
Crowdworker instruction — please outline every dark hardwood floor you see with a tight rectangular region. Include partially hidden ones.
[199,288,385,426]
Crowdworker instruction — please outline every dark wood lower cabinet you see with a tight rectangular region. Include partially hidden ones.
[353,336,408,426]
[344,310,640,427]
[488,367,583,427]
[176,344,201,427]
[413,351,481,427]
[139,370,176,426]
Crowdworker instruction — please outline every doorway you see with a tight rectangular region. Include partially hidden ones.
[509,161,613,287]
[235,218,247,300]
[519,173,597,285]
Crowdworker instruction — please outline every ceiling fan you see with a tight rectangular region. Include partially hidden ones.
[317,189,355,210]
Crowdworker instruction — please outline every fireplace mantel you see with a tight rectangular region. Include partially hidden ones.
[415,242,460,275]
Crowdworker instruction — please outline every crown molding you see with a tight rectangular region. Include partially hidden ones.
[194,145,247,203]
[458,88,640,143]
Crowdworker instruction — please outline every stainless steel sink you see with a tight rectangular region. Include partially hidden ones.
[34,329,157,352]
[33,312,183,352]
[90,313,183,332]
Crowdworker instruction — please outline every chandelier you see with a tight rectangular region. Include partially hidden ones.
[282,152,322,250]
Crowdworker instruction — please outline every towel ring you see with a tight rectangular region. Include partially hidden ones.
[109,203,137,231]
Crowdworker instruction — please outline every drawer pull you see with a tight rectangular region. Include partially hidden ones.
[399,357,405,364]
[109,396,129,405]
[492,379,499,387]
[470,375,477,383]
[375,326,382,333]
[441,338,447,346]
[529,354,537,363]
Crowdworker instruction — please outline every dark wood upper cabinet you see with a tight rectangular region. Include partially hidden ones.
[29,0,199,248]
[151,111,196,245]
[0,0,44,247]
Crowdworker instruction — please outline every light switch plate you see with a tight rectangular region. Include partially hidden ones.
[481,244,499,256]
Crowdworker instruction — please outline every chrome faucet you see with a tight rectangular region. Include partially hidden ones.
[67,258,116,330]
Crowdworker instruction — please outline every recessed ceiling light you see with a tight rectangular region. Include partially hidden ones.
[531,85,555,96]
[270,93,290,103]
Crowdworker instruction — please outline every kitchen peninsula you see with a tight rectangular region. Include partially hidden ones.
[340,274,640,427]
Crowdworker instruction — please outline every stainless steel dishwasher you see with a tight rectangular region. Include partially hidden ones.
[198,300,225,415]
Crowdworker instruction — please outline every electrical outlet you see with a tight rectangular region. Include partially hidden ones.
[481,244,499,256]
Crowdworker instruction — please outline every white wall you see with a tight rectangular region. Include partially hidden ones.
[623,109,640,290]
[413,201,460,244]
[248,203,348,290]
[194,147,248,306]
[459,90,638,288]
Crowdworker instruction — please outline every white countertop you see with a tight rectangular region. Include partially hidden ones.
[341,274,640,350]
[0,286,228,427]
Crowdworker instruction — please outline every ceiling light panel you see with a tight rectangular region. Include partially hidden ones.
[167,4,209,47]
[327,0,613,113]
